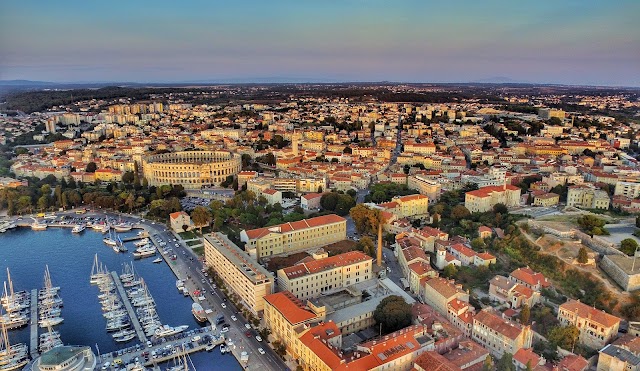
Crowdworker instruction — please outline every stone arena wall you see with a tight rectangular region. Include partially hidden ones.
[142,150,242,189]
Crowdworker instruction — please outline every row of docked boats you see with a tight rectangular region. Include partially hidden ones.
[123,265,188,339]
[76,221,133,234]
[0,322,28,371]
[38,265,63,353]
[0,221,16,234]
[0,269,29,330]
[91,258,136,343]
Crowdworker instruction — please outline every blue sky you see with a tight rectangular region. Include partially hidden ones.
[0,0,638,86]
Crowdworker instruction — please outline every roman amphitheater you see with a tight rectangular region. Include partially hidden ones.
[142,150,242,189]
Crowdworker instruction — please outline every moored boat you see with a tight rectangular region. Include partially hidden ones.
[191,303,207,323]
[71,224,86,233]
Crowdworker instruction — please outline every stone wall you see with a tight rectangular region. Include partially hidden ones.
[600,255,640,291]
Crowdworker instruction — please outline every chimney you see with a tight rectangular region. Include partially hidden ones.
[377,221,383,267]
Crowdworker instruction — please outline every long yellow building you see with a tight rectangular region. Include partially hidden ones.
[277,251,373,300]
[204,233,274,315]
[240,214,347,259]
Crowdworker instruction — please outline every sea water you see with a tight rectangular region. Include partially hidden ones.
[0,227,241,370]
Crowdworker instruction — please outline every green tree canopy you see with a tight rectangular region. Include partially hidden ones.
[621,238,639,256]
[373,295,412,334]
[577,247,589,263]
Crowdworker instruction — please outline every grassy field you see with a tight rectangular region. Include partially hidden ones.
[186,239,202,246]
[178,230,197,239]
[192,246,204,256]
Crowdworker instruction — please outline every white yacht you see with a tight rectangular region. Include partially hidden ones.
[154,325,188,338]
[31,222,47,231]
[71,224,86,233]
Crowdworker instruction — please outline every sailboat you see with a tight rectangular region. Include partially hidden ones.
[167,345,196,371]
[90,254,109,285]
[103,228,118,247]
[1,269,29,315]
[38,266,63,329]
[0,319,29,370]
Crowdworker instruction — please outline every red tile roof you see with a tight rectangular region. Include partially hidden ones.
[559,299,620,328]
[243,214,346,240]
[474,309,526,340]
[263,291,317,325]
[510,267,550,289]
[513,348,541,368]
[281,251,372,279]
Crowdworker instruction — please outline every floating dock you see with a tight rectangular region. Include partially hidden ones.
[110,271,148,344]
[95,328,224,369]
[121,232,149,242]
[29,289,39,359]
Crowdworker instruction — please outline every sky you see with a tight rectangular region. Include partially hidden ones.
[0,0,638,86]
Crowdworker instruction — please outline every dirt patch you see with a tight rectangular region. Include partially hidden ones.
[263,252,310,272]
[324,239,359,256]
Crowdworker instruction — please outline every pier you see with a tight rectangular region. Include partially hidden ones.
[29,289,39,359]
[121,232,149,242]
[110,271,148,344]
[95,327,224,369]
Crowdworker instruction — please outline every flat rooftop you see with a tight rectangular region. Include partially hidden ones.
[205,232,273,285]
[604,254,640,275]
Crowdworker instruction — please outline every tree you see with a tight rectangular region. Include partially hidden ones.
[493,203,508,215]
[497,352,515,371]
[85,162,97,173]
[357,236,376,257]
[451,205,471,220]
[577,247,589,263]
[373,295,412,334]
[621,238,639,256]
[547,325,579,350]
[443,264,458,278]
[520,304,530,325]
[482,355,494,371]
[121,171,134,184]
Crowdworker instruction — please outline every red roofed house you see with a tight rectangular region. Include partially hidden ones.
[509,267,551,292]
[464,184,521,213]
[423,277,469,317]
[263,291,321,355]
[558,299,620,349]
[277,251,373,300]
[489,275,541,309]
[169,211,194,233]
[513,348,544,371]
[478,226,492,239]
[240,214,347,259]
[472,309,533,358]
[301,192,324,210]
[261,188,282,205]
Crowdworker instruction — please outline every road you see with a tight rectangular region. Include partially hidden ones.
[21,209,288,371]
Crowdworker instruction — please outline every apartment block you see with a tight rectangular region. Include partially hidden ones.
[423,277,469,317]
[277,251,373,300]
[615,181,640,199]
[472,309,533,358]
[204,233,274,315]
[407,175,442,201]
[464,185,521,213]
[558,299,620,349]
[240,214,347,259]
[567,185,610,210]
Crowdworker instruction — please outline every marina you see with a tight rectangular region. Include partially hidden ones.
[0,225,242,370]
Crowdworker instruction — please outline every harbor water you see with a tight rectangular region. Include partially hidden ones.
[0,227,242,370]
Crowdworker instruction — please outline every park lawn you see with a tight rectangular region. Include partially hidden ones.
[178,230,197,239]
[192,246,204,256]
[186,240,202,246]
